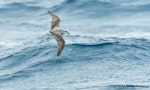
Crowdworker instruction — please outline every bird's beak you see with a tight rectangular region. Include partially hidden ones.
[65,31,69,34]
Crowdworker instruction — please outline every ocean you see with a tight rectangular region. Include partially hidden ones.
[0,0,150,90]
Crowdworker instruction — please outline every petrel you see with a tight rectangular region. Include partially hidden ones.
[47,11,69,56]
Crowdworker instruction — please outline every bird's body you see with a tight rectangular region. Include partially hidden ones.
[47,11,69,56]
[50,27,67,35]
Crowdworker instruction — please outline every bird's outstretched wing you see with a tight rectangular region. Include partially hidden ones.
[48,11,60,30]
[52,33,65,56]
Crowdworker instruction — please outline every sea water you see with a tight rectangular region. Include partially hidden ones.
[0,0,150,90]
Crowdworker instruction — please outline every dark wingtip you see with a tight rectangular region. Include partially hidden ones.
[57,51,60,57]
[57,51,62,57]
[48,10,50,14]
[57,53,60,57]
[48,10,54,15]
[48,10,52,15]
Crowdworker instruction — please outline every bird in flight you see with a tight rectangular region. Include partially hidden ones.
[46,11,69,56]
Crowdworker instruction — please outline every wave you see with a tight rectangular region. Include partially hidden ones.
[70,42,115,47]
[67,40,150,53]
[0,38,150,89]
[0,0,150,89]
[51,0,150,15]
[0,3,42,13]
[109,84,149,89]
[1,37,149,63]
[1,0,150,18]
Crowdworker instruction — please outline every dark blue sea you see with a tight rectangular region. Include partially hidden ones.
[0,0,150,90]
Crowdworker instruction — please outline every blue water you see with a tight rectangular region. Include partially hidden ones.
[0,0,150,90]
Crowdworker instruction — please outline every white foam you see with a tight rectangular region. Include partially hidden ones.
[0,40,22,48]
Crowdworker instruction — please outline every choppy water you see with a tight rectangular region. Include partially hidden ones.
[0,0,150,90]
